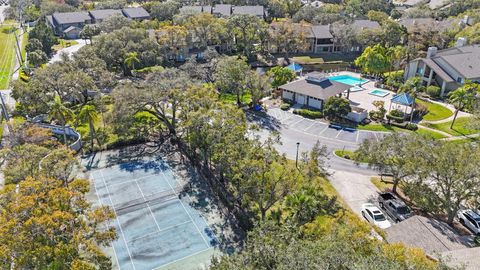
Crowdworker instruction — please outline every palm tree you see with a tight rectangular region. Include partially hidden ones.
[448,83,477,129]
[124,52,140,75]
[77,104,99,150]
[48,95,74,145]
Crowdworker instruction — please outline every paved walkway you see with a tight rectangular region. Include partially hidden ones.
[417,124,452,138]
[49,39,87,64]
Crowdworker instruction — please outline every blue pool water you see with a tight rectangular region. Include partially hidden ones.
[329,75,369,86]
[369,89,390,97]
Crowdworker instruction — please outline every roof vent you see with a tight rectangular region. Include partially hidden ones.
[455,37,467,48]
[306,72,328,84]
[426,47,438,58]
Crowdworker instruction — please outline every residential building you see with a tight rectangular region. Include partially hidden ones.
[311,25,335,53]
[404,43,480,96]
[122,7,150,20]
[386,215,472,258]
[442,247,480,270]
[179,5,213,14]
[232,5,266,19]
[63,26,82,39]
[89,9,123,23]
[46,8,151,39]
[212,4,232,17]
[392,0,424,8]
[46,12,91,37]
[428,0,449,9]
[280,72,351,110]
[399,17,465,33]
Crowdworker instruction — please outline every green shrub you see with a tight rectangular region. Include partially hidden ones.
[405,123,418,131]
[280,103,291,111]
[282,98,294,105]
[390,122,418,131]
[426,85,441,98]
[293,108,323,119]
[389,109,404,117]
[387,114,404,123]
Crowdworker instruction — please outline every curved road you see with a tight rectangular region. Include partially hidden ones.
[251,107,385,174]
[251,108,383,216]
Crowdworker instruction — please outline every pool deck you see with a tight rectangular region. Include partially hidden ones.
[330,71,409,114]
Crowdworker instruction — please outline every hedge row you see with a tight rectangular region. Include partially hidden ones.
[293,108,323,119]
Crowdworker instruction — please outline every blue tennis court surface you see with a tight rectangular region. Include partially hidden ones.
[89,158,218,270]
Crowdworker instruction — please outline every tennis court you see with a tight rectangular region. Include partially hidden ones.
[89,157,218,270]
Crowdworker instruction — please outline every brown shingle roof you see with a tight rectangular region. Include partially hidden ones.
[279,75,351,100]
[386,216,471,257]
[311,25,332,39]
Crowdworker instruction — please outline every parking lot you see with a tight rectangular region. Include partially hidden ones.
[266,108,388,144]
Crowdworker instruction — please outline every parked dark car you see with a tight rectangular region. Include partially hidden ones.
[378,192,412,222]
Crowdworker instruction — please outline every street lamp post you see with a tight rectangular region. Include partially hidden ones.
[296,142,300,168]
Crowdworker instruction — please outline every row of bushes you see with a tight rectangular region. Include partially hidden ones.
[293,108,323,119]
[280,103,291,110]
[391,122,418,131]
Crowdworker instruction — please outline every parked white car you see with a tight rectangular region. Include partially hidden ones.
[361,203,392,229]
[458,209,480,234]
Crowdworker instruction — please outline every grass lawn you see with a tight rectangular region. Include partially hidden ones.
[370,177,394,192]
[447,137,479,145]
[334,150,368,163]
[52,39,79,52]
[0,25,18,89]
[292,56,325,64]
[423,117,477,136]
[20,30,28,62]
[357,123,447,139]
[357,123,395,132]
[371,176,407,192]
[416,99,452,121]
[415,127,448,139]
[219,93,252,105]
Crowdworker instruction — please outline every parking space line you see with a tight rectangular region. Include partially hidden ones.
[317,125,329,135]
[373,132,379,142]
[356,131,360,143]
[335,130,343,138]
[271,109,278,119]
[99,171,137,270]
[290,118,305,127]
[161,171,210,248]
[303,122,316,132]
[135,180,163,232]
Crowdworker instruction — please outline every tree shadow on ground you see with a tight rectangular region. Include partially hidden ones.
[170,154,245,254]
[246,110,281,132]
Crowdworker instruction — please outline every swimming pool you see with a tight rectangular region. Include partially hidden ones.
[329,75,369,86]
[369,89,390,97]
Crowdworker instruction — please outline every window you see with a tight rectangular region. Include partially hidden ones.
[457,77,463,83]
[397,206,410,215]
[374,214,386,222]
[466,215,475,225]
[366,209,373,218]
